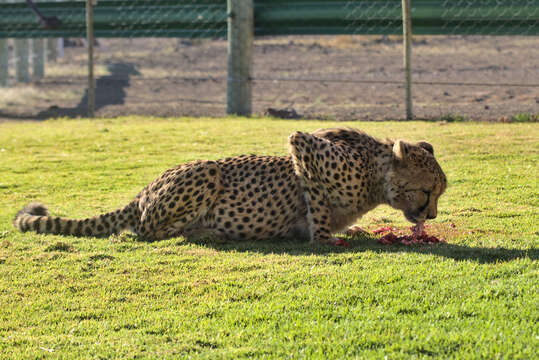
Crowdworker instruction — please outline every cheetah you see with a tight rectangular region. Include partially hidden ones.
[13,128,447,245]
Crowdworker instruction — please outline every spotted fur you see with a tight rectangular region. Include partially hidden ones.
[13,128,446,244]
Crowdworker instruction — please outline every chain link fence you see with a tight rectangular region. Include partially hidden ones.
[0,0,538,121]
[253,0,538,121]
[0,0,228,119]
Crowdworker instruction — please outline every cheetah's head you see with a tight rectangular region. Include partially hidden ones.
[384,140,447,224]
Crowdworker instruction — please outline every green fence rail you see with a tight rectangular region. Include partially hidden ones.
[0,0,538,38]
[0,1,227,38]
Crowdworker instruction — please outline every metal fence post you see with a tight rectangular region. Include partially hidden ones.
[0,39,8,86]
[46,0,62,62]
[32,39,45,80]
[402,0,413,120]
[86,0,96,118]
[15,39,30,83]
[46,38,57,62]
[227,0,253,116]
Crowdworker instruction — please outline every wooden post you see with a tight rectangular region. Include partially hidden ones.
[402,0,413,120]
[15,39,30,83]
[0,39,8,86]
[86,0,96,118]
[227,0,253,116]
[32,39,45,80]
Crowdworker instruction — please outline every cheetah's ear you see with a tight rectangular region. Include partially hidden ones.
[417,141,434,155]
[392,140,410,163]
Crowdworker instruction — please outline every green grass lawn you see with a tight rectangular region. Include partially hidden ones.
[0,117,537,359]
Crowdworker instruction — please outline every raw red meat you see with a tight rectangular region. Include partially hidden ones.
[375,223,445,245]
[372,226,395,234]
[335,239,351,248]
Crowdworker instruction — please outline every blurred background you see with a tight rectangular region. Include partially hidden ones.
[0,0,538,121]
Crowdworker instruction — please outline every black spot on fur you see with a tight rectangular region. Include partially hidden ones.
[65,220,73,234]
[74,222,82,237]
[22,202,49,216]
[54,218,61,232]
[33,218,41,232]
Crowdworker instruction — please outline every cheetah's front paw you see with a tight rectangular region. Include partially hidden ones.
[346,225,369,238]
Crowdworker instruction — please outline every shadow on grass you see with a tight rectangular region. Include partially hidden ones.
[184,235,538,264]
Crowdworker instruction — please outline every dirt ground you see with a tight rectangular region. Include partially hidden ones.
[0,35,537,121]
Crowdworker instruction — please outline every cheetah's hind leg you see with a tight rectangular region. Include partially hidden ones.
[138,161,221,241]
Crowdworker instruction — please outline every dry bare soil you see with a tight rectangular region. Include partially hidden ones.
[1,35,538,121]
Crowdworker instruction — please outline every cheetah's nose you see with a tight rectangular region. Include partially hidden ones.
[426,213,437,220]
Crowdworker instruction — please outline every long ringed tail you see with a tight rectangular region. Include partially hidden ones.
[13,201,139,237]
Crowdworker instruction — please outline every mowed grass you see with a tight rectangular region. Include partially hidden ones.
[0,117,537,359]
